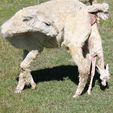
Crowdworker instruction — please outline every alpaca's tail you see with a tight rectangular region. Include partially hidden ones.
[87,3,109,20]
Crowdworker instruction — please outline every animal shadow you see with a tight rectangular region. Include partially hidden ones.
[16,65,109,92]
[31,65,79,84]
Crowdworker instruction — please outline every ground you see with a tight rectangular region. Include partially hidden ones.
[0,0,113,113]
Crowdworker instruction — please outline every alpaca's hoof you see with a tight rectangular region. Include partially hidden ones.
[31,83,36,89]
[87,90,91,95]
[15,89,22,93]
[73,94,79,98]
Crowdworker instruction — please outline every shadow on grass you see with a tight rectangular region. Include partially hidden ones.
[31,65,79,85]
[16,65,109,92]
[31,65,109,93]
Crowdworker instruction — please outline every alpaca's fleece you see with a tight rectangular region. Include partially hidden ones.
[0,0,109,97]
[1,0,91,51]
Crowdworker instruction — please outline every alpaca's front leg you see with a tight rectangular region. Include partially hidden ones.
[15,50,39,93]
[67,44,90,98]
[73,63,90,98]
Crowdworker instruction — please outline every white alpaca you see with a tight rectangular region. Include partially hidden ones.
[87,23,110,95]
[85,0,110,95]
[0,0,109,97]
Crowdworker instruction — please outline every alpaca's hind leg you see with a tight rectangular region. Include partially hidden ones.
[67,44,91,98]
[15,50,39,93]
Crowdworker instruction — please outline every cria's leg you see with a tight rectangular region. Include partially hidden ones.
[67,44,90,98]
[87,56,96,95]
[15,50,39,93]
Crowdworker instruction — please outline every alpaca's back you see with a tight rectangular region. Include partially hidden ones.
[1,0,89,51]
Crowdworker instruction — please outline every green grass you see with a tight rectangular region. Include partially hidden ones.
[0,0,113,113]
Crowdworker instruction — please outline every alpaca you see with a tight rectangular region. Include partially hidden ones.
[0,0,109,97]
[85,0,110,95]
[87,23,110,95]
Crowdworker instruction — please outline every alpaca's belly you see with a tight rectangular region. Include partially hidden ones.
[7,32,59,51]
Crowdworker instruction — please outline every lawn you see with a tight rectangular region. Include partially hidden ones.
[0,0,113,113]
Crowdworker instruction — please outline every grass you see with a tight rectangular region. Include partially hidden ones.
[0,0,113,113]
